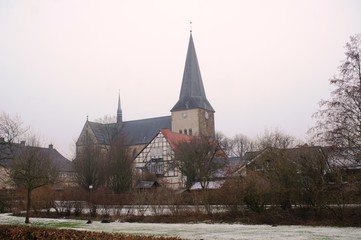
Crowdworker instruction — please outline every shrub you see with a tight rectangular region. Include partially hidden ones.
[0,225,181,240]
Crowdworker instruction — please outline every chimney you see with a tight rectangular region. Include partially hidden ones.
[20,141,25,147]
[49,144,53,149]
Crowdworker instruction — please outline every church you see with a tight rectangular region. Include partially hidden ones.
[76,31,216,189]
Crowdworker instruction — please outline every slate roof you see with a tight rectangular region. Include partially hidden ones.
[87,116,172,146]
[0,143,72,172]
[244,146,329,167]
[87,122,117,145]
[228,156,243,167]
[122,116,171,145]
[46,147,73,172]
[171,33,214,112]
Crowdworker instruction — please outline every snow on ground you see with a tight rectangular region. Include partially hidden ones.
[0,213,360,240]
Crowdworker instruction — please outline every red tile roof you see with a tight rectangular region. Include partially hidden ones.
[161,128,194,150]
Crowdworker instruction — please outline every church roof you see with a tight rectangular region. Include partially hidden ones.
[122,116,171,145]
[87,116,172,146]
[87,122,117,145]
[171,33,214,112]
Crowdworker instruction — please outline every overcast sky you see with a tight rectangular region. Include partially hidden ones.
[1,0,360,159]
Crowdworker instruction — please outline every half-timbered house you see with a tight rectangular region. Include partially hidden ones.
[134,128,193,189]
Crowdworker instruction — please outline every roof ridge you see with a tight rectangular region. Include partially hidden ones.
[123,115,171,123]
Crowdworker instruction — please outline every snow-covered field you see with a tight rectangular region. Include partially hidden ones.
[0,213,360,240]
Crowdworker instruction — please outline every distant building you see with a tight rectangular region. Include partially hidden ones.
[76,32,216,189]
[233,145,361,186]
[0,140,73,190]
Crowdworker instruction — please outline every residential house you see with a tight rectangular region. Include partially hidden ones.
[0,140,74,190]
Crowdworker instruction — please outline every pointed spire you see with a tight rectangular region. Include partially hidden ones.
[117,91,123,124]
[171,32,214,112]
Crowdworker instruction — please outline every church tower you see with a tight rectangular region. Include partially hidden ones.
[171,32,215,137]
[117,93,123,125]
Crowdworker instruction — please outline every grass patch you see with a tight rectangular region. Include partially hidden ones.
[32,221,83,229]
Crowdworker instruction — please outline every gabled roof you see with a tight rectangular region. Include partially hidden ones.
[161,128,194,149]
[0,143,72,172]
[171,33,214,112]
[161,128,227,160]
[46,147,73,172]
[134,128,197,159]
[84,116,172,147]
[321,146,361,169]
[87,121,117,145]
[122,116,171,145]
[244,146,329,167]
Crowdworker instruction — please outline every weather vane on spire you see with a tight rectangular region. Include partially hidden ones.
[190,21,192,33]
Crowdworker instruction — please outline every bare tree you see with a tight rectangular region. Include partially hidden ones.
[94,115,117,124]
[73,132,107,191]
[265,150,299,210]
[0,112,27,163]
[311,34,361,164]
[231,134,255,157]
[215,132,233,157]
[174,135,226,189]
[107,134,133,193]
[75,115,133,192]
[256,129,295,150]
[10,135,59,223]
[296,150,330,212]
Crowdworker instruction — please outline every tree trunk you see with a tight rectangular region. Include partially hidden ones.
[25,187,32,224]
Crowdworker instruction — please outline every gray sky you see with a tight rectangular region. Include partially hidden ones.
[1,0,360,159]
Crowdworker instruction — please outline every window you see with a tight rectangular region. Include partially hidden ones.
[265,159,271,170]
[179,130,182,134]
[168,162,175,172]
[189,129,193,135]
[148,158,164,176]
[184,129,188,135]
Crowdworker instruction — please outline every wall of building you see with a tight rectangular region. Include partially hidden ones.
[172,109,214,137]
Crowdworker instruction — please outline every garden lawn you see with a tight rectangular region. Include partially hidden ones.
[0,213,360,240]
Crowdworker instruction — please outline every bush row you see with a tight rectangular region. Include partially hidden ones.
[0,225,180,240]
